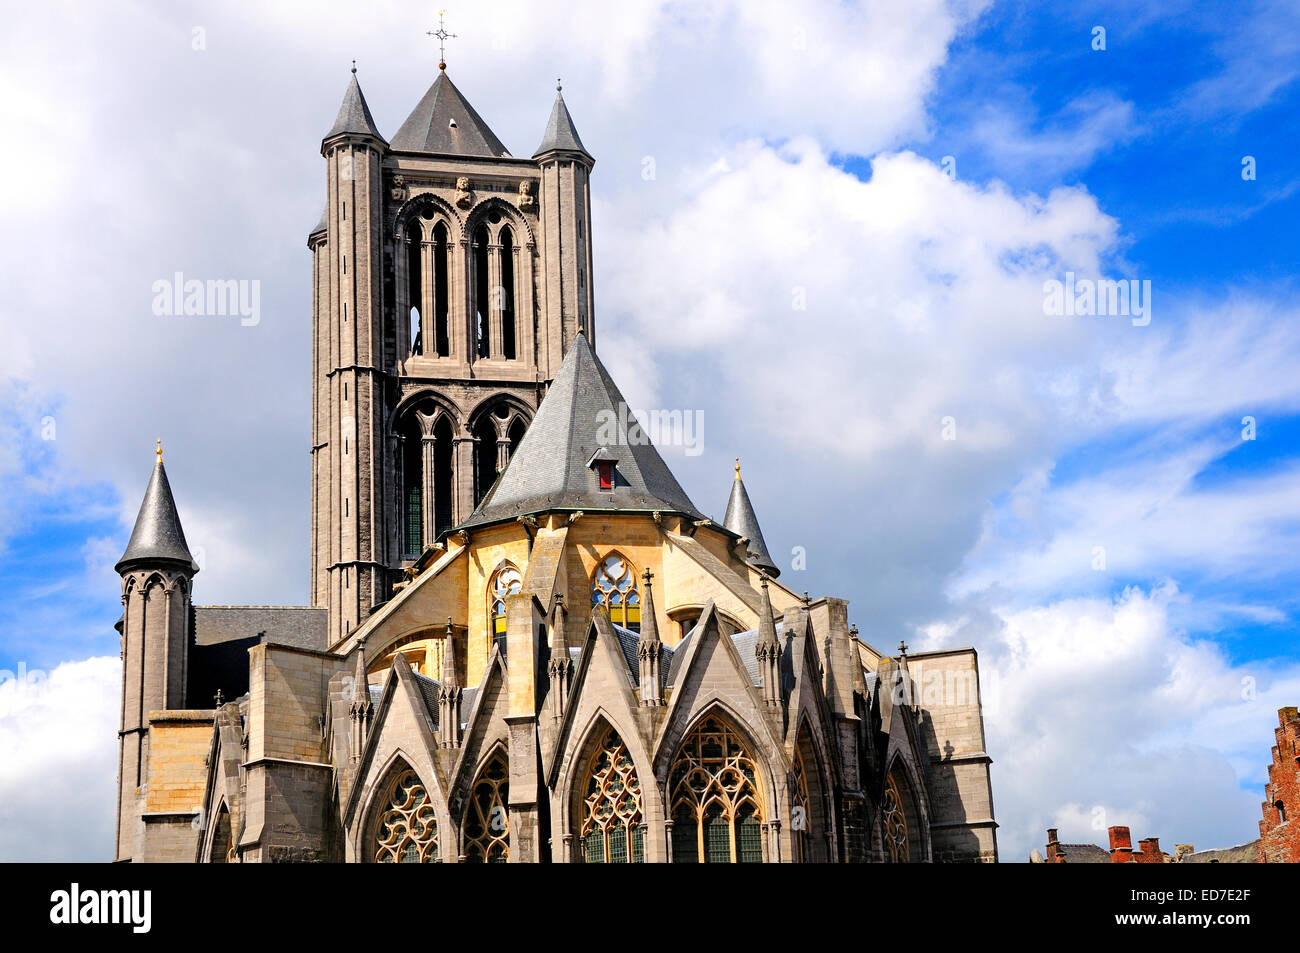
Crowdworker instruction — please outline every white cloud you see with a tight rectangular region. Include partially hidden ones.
[0,657,120,862]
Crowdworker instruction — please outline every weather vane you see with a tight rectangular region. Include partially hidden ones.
[427,10,457,70]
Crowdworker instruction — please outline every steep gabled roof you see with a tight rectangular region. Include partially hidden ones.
[116,459,198,573]
[390,70,509,157]
[458,332,705,528]
[324,70,385,144]
[723,466,779,576]
[533,88,590,159]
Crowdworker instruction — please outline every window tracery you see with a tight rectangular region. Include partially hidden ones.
[668,717,764,863]
[591,554,640,632]
[373,769,439,863]
[579,727,644,863]
[463,750,509,863]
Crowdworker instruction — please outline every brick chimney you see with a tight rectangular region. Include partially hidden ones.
[1108,826,1133,862]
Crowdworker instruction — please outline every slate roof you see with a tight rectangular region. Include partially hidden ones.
[390,70,509,157]
[411,671,442,728]
[116,460,198,573]
[661,622,779,688]
[193,606,328,650]
[324,71,385,143]
[457,332,705,528]
[724,471,779,576]
[534,89,590,159]
[309,206,327,238]
[1057,843,1110,863]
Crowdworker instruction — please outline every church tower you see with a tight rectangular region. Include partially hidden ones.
[310,61,595,644]
[113,445,198,861]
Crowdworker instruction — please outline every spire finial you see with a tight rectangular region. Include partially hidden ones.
[898,639,909,659]
[557,77,562,92]
[734,456,741,479]
[351,58,356,74]
[155,439,162,464]
[427,11,457,71]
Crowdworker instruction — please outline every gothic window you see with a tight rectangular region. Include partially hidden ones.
[432,221,450,357]
[373,768,439,863]
[591,554,640,632]
[473,413,501,505]
[402,415,423,557]
[668,717,764,863]
[500,227,516,360]
[473,224,490,359]
[792,747,811,862]
[882,768,914,863]
[431,414,454,535]
[463,750,509,863]
[490,565,521,657]
[210,804,233,863]
[407,222,423,355]
[579,726,644,863]
[506,416,526,463]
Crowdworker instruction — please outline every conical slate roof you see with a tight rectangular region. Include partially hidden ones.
[116,459,198,573]
[724,466,779,577]
[533,89,590,159]
[458,332,704,529]
[324,70,385,144]
[390,70,509,156]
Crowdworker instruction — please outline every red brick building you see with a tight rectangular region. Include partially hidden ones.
[1258,706,1300,864]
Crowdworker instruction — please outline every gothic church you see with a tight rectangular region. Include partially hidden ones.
[112,59,998,863]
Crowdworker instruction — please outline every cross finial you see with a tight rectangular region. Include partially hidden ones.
[642,568,654,587]
[155,438,162,464]
[898,639,909,658]
[214,688,223,707]
[427,11,457,70]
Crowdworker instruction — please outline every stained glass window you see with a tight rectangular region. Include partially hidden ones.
[373,769,439,863]
[590,554,640,632]
[668,717,765,863]
[464,750,510,863]
[882,770,911,863]
[490,566,521,656]
[579,727,644,863]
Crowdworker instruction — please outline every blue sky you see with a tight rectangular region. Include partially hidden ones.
[1,0,1298,862]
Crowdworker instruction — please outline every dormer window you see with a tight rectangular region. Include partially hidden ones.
[587,447,618,492]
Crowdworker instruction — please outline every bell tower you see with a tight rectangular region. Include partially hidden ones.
[309,58,596,645]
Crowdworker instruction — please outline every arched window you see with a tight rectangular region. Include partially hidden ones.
[373,767,439,863]
[432,221,450,356]
[490,565,521,656]
[473,413,500,505]
[209,804,233,863]
[669,717,764,863]
[579,726,644,863]
[431,414,454,535]
[407,222,423,355]
[402,414,423,557]
[500,226,516,360]
[792,747,811,862]
[882,764,919,863]
[464,749,509,863]
[473,224,490,359]
[507,416,526,463]
[591,554,640,632]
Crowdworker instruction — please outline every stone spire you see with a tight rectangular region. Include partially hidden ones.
[437,617,462,749]
[724,459,779,577]
[116,445,198,574]
[533,81,591,161]
[323,65,386,146]
[547,595,573,723]
[637,570,663,707]
[755,573,782,708]
[349,645,371,763]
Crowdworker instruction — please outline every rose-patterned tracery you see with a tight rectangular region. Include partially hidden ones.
[373,769,439,863]
[669,717,764,863]
[579,727,644,863]
[590,554,640,631]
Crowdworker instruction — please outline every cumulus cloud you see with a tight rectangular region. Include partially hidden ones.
[0,657,120,862]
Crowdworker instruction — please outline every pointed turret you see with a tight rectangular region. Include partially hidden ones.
[323,65,386,148]
[637,570,663,707]
[724,459,779,577]
[116,443,198,574]
[390,69,508,156]
[547,596,573,723]
[755,573,781,708]
[533,83,591,161]
[459,330,704,528]
[438,617,462,749]
[349,645,372,764]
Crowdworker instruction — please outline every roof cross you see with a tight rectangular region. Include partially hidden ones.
[427,10,457,70]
